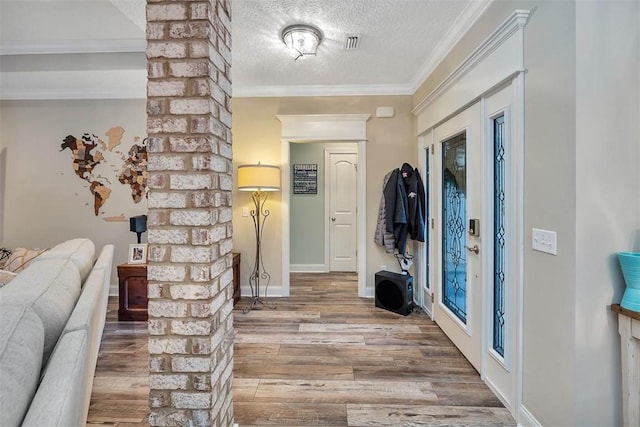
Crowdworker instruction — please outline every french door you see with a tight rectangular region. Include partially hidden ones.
[433,102,483,371]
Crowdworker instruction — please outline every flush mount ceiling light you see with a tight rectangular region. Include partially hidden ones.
[281,24,322,60]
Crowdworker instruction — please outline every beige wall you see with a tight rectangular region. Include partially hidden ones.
[413,1,640,425]
[575,1,640,425]
[0,99,148,289]
[232,96,416,295]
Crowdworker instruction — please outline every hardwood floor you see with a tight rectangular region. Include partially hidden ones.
[87,304,149,426]
[87,272,515,426]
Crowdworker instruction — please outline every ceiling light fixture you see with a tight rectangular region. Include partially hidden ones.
[281,24,322,60]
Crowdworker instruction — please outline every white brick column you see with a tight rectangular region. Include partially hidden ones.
[146,1,233,425]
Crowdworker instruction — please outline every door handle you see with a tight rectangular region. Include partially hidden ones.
[465,244,479,254]
[331,217,336,222]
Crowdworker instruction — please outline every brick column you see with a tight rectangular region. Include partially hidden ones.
[146,1,233,425]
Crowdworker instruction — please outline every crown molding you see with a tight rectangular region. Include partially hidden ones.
[233,83,414,98]
[408,0,493,93]
[413,9,531,116]
[0,39,146,56]
[0,70,146,100]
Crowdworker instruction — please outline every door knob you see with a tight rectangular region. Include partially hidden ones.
[331,217,336,222]
[465,244,479,254]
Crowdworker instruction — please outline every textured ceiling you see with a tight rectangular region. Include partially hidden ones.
[0,0,490,98]
[232,0,479,95]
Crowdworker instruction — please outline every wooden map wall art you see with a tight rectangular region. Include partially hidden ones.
[59,126,148,220]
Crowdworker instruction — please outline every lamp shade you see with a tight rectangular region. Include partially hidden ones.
[238,164,280,192]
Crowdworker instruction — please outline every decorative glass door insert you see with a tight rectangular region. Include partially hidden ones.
[493,115,506,357]
[442,132,467,324]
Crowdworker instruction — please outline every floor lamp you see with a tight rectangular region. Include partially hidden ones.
[237,163,280,313]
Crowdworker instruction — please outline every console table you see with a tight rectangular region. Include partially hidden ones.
[611,304,640,426]
[118,263,148,321]
[118,254,240,321]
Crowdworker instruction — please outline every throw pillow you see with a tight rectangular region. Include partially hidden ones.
[4,248,49,274]
[0,247,11,269]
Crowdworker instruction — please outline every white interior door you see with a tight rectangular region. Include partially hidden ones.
[433,102,483,371]
[327,151,357,272]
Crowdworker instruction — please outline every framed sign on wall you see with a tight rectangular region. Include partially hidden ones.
[293,164,317,194]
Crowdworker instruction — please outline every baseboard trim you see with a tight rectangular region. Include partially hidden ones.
[241,286,285,298]
[109,284,118,297]
[289,264,327,273]
[517,404,542,427]
[484,377,512,414]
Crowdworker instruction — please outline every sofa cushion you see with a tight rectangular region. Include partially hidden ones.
[3,247,49,273]
[0,305,45,427]
[36,238,96,282]
[0,269,17,288]
[22,329,89,427]
[0,259,81,364]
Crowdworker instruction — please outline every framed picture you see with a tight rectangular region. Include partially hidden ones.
[128,243,147,264]
[293,163,318,194]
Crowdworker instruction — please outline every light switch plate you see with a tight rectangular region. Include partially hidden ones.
[532,228,557,255]
[242,207,249,217]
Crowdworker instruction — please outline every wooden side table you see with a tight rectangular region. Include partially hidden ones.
[118,263,148,321]
[611,304,640,426]
[233,252,241,306]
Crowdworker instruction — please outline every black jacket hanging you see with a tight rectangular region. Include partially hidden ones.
[401,163,426,244]
[379,163,426,255]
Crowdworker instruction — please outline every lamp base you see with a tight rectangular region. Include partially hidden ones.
[243,295,276,314]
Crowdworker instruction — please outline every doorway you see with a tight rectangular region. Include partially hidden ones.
[423,83,519,412]
[278,114,370,298]
[432,102,483,371]
[289,143,358,275]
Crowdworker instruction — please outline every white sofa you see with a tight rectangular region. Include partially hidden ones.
[0,239,114,426]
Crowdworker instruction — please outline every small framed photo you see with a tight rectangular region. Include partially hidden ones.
[128,243,147,264]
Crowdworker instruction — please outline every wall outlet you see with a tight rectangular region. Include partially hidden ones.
[242,207,249,217]
[532,228,557,255]
[380,265,387,271]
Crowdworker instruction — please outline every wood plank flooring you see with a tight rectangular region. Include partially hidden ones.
[87,272,514,426]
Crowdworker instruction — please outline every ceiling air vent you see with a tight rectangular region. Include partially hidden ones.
[343,34,361,50]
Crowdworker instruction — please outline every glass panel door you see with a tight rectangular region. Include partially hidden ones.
[432,101,482,371]
[442,133,467,323]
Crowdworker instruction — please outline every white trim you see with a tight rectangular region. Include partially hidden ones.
[278,114,370,298]
[485,375,513,415]
[513,70,526,427]
[243,285,284,298]
[416,136,428,310]
[414,8,530,423]
[408,0,494,93]
[517,404,543,427]
[413,9,531,118]
[281,138,291,296]
[277,114,371,142]
[0,39,146,56]
[0,70,146,100]
[483,98,513,376]
[235,84,413,98]
[289,264,327,273]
